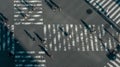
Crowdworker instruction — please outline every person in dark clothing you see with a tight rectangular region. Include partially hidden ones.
[34,32,46,43]
[59,26,70,36]
[44,0,61,11]
[38,45,52,58]
[15,6,29,19]
[20,0,34,11]
[24,29,36,41]
[49,0,61,11]
[0,13,8,24]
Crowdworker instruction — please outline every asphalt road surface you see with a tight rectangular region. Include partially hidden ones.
[0,0,120,67]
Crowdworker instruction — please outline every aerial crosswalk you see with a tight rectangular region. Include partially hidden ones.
[12,0,120,67]
[43,24,119,52]
[15,51,46,67]
[14,0,43,25]
[85,0,120,24]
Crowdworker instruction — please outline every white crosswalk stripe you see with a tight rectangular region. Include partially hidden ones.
[105,54,120,67]
[106,63,114,67]
[86,0,120,24]
[15,51,46,67]
[43,24,119,52]
[14,0,43,25]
